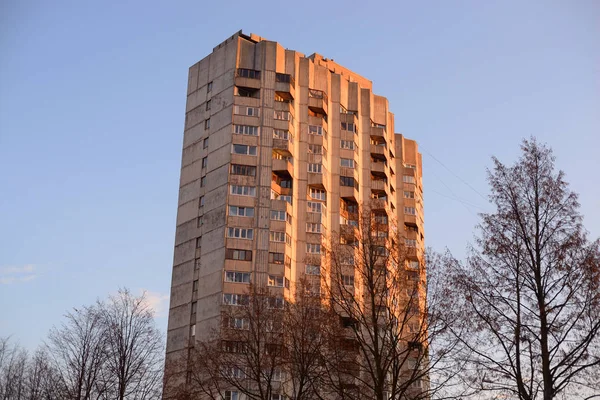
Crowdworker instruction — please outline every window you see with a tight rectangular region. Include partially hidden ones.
[237,68,261,79]
[231,164,256,176]
[227,227,254,240]
[270,210,286,221]
[341,122,356,132]
[404,191,415,199]
[225,271,251,283]
[202,157,208,169]
[275,73,293,83]
[340,176,358,189]
[308,163,322,173]
[342,275,355,286]
[199,196,205,207]
[233,124,259,136]
[234,105,259,117]
[306,243,321,254]
[206,100,211,111]
[408,260,420,269]
[225,249,252,261]
[341,255,355,265]
[207,81,213,92]
[223,293,249,306]
[270,231,286,242]
[191,301,197,314]
[190,324,196,337]
[278,195,292,204]
[307,201,324,213]
[404,207,416,215]
[273,129,292,141]
[405,239,417,247]
[268,275,284,287]
[306,223,322,233]
[200,176,206,187]
[193,280,199,292]
[308,125,324,135]
[235,86,260,98]
[204,119,210,129]
[268,297,285,309]
[196,238,201,249]
[230,185,256,197]
[222,340,247,353]
[203,138,209,149]
[403,175,416,184]
[309,187,326,200]
[269,252,285,264]
[305,265,321,275]
[308,144,323,154]
[271,394,285,400]
[341,158,355,168]
[341,140,356,150]
[232,144,257,156]
[374,246,389,256]
[274,110,291,120]
[225,317,249,330]
[222,366,246,379]
[229,206,254,217]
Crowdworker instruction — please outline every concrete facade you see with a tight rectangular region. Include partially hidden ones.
[165,31,425,390]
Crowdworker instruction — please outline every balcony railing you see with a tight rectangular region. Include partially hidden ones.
[308,89,328,101]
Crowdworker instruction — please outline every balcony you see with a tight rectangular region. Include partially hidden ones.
[370,144,386,157]
[341,111,358,125]
[371,180,387,192]
[273,138,292,156]
[275,73,295,100]
[371,161,386,173]
[308,172,326,190]
[371,198,388,211]
[308,89,328,115]
[340,185,359,201]
[235,68,261,89]
[370,125,386,140]
[272,159,293,175]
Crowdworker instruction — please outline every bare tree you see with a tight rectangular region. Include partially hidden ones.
[99,289,164,400]
[322,203,463,400]
[0,337,28,400]
[444,138,600,399]
[45,305,106,400]
[185,287,285,400]
[281,279,332,400]
[180,282,333,400]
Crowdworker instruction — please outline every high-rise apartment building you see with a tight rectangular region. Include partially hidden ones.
[165,31,424,394]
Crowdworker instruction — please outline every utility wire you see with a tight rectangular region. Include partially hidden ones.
[421,148,489,202]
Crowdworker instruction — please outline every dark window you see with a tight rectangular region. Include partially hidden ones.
[340,176,359,189]
[225,248,253,261]
[269,252,285,264]
[237,68,261,79]
[206,100,211,111]
[231,164,256,176]
[207,81,213,92]
[202,157,208,168]
[204,119,210,129]
[203,138,209,149]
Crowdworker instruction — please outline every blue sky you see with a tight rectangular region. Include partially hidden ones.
[1,0,598,350]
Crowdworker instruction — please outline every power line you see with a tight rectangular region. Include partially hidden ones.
[421,148,489,202]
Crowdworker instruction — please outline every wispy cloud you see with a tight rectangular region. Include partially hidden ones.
[140,290,170,318]
[0,264,38,285]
